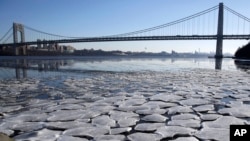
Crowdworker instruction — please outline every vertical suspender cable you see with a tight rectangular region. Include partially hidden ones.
[238,16,240,34]
[226,10,228,35]
[197,16,200,35]
[202,14,204,35]
[248,22,250,35]
[214,9,216,35]
[193,17,195,35]
[243,20,245,35]
[208,11,210,35]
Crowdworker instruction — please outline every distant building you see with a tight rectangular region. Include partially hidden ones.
[62,45,75,53]
[35,39,75,53]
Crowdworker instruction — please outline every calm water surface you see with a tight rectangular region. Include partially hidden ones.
[0,56,249,80]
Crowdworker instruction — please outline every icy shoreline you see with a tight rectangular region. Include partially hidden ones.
[0,69,250,141]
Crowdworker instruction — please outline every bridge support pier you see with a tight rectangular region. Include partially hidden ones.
[215,58,222,70]
[13,46,18,56]
[215,3,224,58]
[13,46,27,56]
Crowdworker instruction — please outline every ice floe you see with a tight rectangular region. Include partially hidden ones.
[0,69,249,140]
[134,123,165,132]
[202,116,248,129]
[63,126,110,138]
[218,105,250,117]
[127,132,162,141]
[168,119,200,128]
[195,127,229,141]
[155,126,197,138]
[141,114,168,122]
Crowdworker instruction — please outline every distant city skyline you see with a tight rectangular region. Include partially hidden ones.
[1,0,250,54]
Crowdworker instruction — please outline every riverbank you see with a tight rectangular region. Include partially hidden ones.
[0,69,249,141]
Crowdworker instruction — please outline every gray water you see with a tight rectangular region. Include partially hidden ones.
[0,56,249,80]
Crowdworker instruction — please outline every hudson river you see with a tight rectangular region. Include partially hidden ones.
[0,56,249,141]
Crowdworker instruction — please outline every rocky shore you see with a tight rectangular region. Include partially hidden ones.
[0,69,250,141]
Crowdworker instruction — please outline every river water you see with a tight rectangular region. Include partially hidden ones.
[0,56,250,141]
[0,56,249,80]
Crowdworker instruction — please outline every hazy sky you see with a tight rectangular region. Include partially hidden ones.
[1,0,250,54]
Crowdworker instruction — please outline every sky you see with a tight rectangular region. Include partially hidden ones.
[1,0,250,54]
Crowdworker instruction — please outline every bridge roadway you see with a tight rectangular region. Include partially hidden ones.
[1,34,250,46]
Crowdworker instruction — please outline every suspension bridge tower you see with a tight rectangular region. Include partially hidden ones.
[215,3,224,58]
[13,22,26,55]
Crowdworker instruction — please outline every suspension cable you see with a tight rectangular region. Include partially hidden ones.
[3,33,13,44]
[23,25,82,39]
[104,5,219,37]
[0,27,12,42]
[15,5,219,39]
[224,6,250,22]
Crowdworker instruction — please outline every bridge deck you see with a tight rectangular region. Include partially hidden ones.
[1,35,250,46]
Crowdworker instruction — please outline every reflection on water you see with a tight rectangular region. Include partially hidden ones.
[0,56,247,80]
[234,60,250,74]
[215,58,222,70]
[13,59,74,79]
